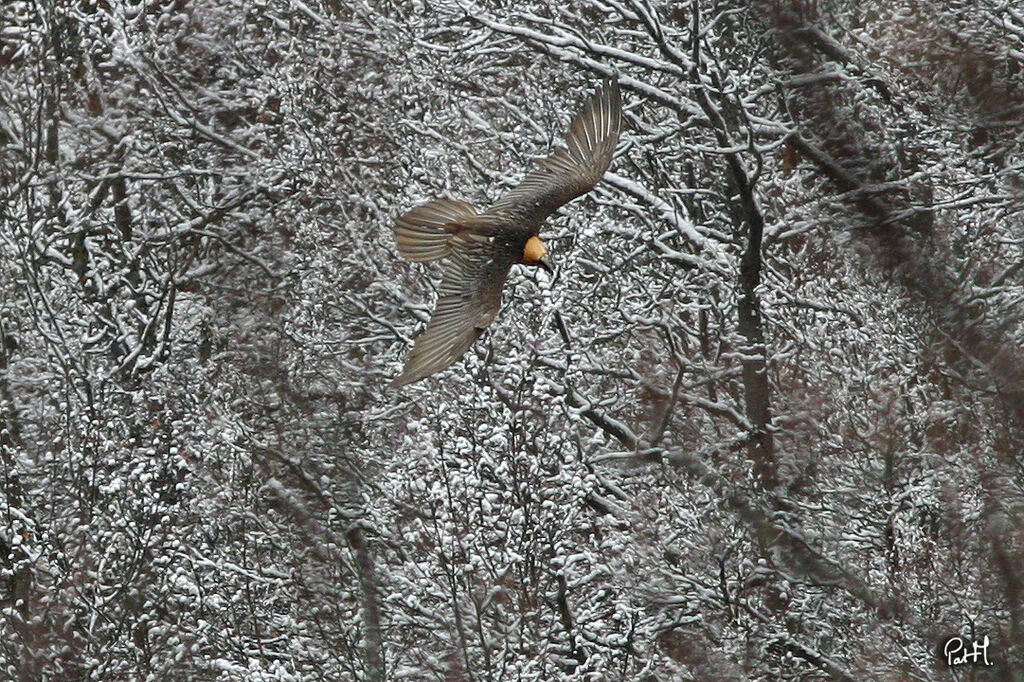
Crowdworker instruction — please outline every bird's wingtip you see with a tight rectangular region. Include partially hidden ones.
[388,375,413,389]
[389,368,429,389]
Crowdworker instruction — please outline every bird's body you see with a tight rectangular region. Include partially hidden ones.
[391,80,622,387]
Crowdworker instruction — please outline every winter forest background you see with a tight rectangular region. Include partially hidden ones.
[2,0,1023,680]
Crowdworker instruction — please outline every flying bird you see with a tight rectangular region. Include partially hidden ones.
[391,80,622,387]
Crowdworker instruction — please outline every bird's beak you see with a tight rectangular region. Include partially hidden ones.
[538,254,553,274]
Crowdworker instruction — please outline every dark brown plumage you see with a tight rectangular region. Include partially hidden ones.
[392,80,622,387]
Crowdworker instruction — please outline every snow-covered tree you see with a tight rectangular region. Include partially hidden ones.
[2,0,1021,679]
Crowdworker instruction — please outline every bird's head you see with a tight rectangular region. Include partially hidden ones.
[522,235,553,274]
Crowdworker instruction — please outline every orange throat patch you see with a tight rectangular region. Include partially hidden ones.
[522,236,548,265]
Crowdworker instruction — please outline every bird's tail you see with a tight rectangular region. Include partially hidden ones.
[394,199,477,262]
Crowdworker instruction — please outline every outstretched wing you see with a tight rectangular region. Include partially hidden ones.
[489,80,622,222]
[391,233,516,387]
